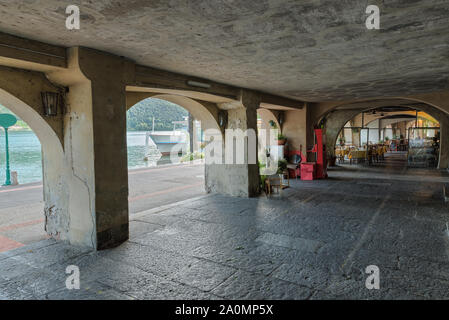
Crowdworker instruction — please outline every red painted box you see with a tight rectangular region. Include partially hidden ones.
[300,162,316,181]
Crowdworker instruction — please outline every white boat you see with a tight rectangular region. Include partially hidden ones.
[147,130,188,156]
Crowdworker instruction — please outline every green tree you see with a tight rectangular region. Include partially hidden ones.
[127,98,188,131]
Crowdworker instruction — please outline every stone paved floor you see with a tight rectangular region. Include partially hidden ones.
[0,163,205,250]
[1,154,449,299]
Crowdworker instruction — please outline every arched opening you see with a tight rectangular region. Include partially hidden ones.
[334,107,440,170]
[0,88,65,253]
[314,96,449,185]
[256,108,280,167]
[125,93,221,222]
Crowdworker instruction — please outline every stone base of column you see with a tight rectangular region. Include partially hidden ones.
[97,223,129,250]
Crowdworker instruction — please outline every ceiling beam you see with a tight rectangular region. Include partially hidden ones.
[0,31,306,109]
[0,32,66,70]
[134,64,305,108]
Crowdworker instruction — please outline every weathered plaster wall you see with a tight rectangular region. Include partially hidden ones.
[282,107,309,153]
[0,66,64,145]
[47,47,97,248]
[64,80,96,247]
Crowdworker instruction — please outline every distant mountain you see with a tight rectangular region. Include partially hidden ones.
[0,99,188,132]
[127,98,188,131]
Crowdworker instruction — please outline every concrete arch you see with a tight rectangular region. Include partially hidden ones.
[0,88,63,154]
[257,108,280,131]
[0,87,67,239]
[257,108,280,151]
[126,92,226,196]
[314,96,449,127]
[363,111,438,127]
[126,92,221,133]
[368,117,438,130]
[324,100,449,168]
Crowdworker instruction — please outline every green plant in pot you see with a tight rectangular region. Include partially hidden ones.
[338,136,345,146]
[277,133,287,145]
[277,159,288,174]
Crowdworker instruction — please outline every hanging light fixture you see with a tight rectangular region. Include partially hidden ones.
[218,110,228,129]
[277,111,285,125]
[41,91,62,117]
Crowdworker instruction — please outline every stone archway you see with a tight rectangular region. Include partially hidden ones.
[126,93,220,133]
[126,92,224,196]
[257,108,280,155]
[0,88,68,240]
[257,108,280,131]
[321,100,448,168]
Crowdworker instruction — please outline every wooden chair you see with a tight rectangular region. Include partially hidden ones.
[265,172,289,195]
[265,175,282,195]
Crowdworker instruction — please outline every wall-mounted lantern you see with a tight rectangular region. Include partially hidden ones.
[277,111,285,125]
[218,110,228,129]
[41,91,63,117]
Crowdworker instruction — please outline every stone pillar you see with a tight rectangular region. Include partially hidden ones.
[438,117,449,169]
[398,121,407,139]
[205,90,260,197]
[323,109,361,156]
[48,47,130,250]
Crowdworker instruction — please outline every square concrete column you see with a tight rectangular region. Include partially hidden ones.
[437,117,449,169]
[49,47,131,250]
[205,90,260,197]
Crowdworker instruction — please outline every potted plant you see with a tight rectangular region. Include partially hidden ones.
[277,159,288,174]
[277,133,287,145]
[338,136,345,146]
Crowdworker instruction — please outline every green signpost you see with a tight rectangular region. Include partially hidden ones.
[0,113,17,186]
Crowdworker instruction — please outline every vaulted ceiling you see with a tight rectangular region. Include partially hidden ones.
[1,0,448,102]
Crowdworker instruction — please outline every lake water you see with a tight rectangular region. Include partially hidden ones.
[0,131,174,184]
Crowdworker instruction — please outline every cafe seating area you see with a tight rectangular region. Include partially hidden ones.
[336,144,389,165]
